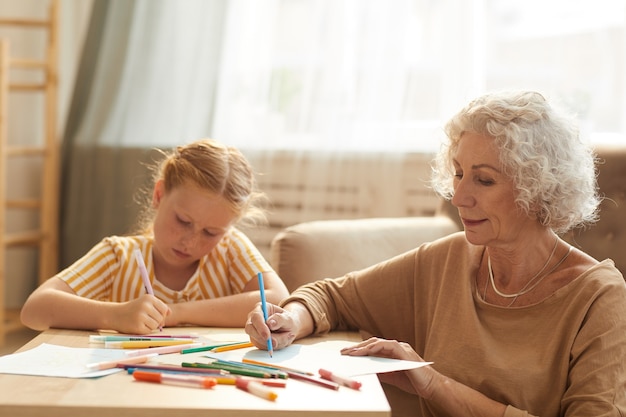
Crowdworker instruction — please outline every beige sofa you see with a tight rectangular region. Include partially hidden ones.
[270,145,626,291]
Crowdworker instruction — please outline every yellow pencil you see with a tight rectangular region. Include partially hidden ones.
[242,358,314,376]
[211,341,254,352]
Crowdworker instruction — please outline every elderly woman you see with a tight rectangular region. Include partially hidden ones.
[245,91,626,416]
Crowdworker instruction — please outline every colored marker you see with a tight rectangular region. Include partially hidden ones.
[90,335,196,343]
[125,342,202,357]
[236,377,278,401]
[132,370,217,389]
[105,340,193,349]
[257,272,273,357]
[319,368,362,390]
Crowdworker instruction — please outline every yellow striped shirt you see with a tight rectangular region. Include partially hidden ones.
[57,228,272,303]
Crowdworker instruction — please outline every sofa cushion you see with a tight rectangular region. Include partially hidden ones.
[270,216,459,292]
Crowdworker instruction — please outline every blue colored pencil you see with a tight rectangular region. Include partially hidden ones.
[257,272,273,357]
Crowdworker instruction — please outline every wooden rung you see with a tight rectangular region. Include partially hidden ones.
[6,146,46,156]
[2,231,45,247]
[0,18,50,28]
[6,199,41,209]
[9,83,46,91]
[10,58,47,70]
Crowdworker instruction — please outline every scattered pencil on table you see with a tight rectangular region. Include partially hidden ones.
[319,368,362,390]
[122,363,228,376]
[205,357,288,379]
[132,370,217,389]
[236,377,278,401]
[210,341,254,352]
[257,272,273,357]
[287,370,340,390]
[242,357,314,376]
[181,341,249,354]
[182,362,272,379]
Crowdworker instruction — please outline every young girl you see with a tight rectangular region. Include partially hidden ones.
[21,139,289,334]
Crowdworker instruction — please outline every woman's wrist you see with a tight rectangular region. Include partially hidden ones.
[283,301,314,339]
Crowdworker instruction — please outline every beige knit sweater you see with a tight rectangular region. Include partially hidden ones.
[282,232,626,417]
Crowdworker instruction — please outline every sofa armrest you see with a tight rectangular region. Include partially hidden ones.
[270,216,460,292]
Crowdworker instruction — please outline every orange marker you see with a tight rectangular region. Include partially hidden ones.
[319,368,362,390]
[235,377,278,401]
[132,370,217,389]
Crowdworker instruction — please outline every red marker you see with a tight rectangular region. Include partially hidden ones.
[235,377,278,401]
[132,370,217,389]
[319,368,362,390]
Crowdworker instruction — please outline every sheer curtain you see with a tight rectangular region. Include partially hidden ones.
[60,0,626,266]
[213,0,474,152]
[60,0,228,266]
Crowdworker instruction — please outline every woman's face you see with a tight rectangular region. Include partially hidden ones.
[151,180,238,269]
[450,132,537,247]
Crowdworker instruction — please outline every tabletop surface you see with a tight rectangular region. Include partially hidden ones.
[0,327,391,417]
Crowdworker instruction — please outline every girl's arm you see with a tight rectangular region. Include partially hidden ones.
[166,271,289,327]
[20,277,170,334]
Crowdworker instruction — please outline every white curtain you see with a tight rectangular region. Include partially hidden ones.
[61,0,229,266]
[60,0,626,266]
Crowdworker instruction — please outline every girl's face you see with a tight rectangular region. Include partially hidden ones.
[151,180,238,270]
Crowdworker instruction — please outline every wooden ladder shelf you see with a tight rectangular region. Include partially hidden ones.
[0,0,60,346]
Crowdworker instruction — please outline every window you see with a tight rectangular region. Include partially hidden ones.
[212,0,626,152]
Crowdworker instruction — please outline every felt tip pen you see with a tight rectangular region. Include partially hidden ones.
[105,340,193,349]
[86,353,158,370]
[132,370,217,389]
[236,377,278,401]
[125,342,202,357]
[319,368,362,390]
[89,335,196,343]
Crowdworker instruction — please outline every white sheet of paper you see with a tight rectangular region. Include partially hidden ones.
[206,340,432,376]
[0,343,131,378]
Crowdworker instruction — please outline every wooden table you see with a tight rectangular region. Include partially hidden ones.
[0,328,391,417]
